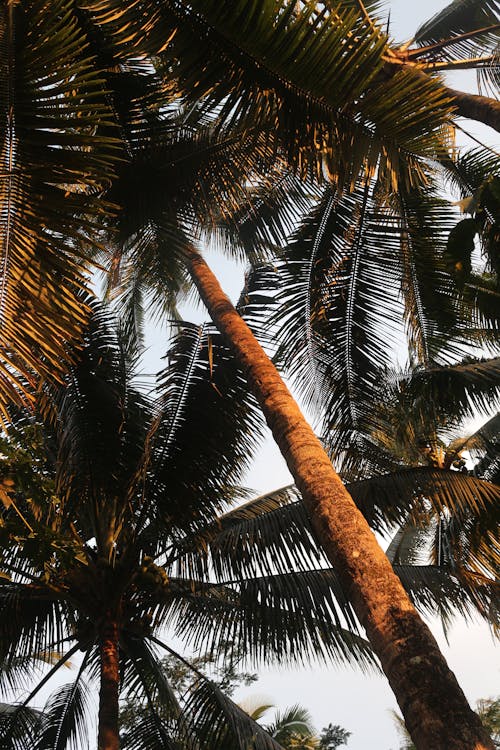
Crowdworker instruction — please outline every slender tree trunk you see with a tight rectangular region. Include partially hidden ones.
[98,618,120,750]
[185,245,494,750]
[403,66,500,132]
[444,86,500,132]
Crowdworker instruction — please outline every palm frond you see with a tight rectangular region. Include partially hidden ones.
[218,169,319,263]
[170,464,500,585]
[430,508,500,581]
[265,703,317,744]
[396,187,466,365]
[272,184,402,430]
[166,570,375,669]
[0,656,41,700]
[120,638,181,750]
[442,147,500,198]
[107,113,302,328]
[120,711,181,750]
[350,467,500,524]
[86,0,451,188]
[143,638,287,750]
[142,323,264,531]
[413,0,500,67]
[269,180,464,462]
[34,662,91,750]
[385,522,430,566]
[181,674,288,750]
[0,704,41,750]
[109,220,191,345]
[466,413,500,482]
[121,637,180,719]
[336,357,500,481]
[49,304,150,538]
[0,581,68,668]
[449,412,500,461]
[393,563,499,629]
[400,358,500,425]
[168,486,320,582]
[0,645,81,747]
[0,0,117,411]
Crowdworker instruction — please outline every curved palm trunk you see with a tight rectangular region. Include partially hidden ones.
[98,618,120,750]
[185,245,494,750]
[401,66,500,132]
[444,86,500,133]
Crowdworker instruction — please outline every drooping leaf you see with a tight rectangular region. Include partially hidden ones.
[0,0,118,413]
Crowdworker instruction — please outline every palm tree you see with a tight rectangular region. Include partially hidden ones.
[0,307,377,750]
[347,365,500,626]
[318,723,351,750]
[1,3,497,746]
[260,705,320,750]
[98,32,496,750]
[4,0,493,407]
[0,0,118,417]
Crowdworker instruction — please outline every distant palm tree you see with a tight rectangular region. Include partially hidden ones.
[249,704,351,750]
[263,705,319,750]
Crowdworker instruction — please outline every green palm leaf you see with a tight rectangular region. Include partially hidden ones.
[34,668,91,750]
[120,639,181,750]
[400,358,500,426]
[168,486,321,582]
[351,467,500,521]
[45,304,150,552]
[393,563,498,627]
[272,185,402,422]
[171,467,500,577]
[181,674,287,750]
[0,645,82,748]
[143,322,264,531]
[165,570,374,668]
[0,0,117,413]
[466,413,500,482]
[385,520,431,566]
[0,582,68,668]
[265,704,317,749]
[107,113,294,338]
[444,147,500,197]
[120,712,180,750]
[0,704,41,750]
[267,180,462,461]
[413,0,500,59]
[83,0,451,188]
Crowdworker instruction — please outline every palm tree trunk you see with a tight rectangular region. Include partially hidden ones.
[98,618,120,750]
[185,245,494,750]
[403,67,500,132]
[444,86,500,132]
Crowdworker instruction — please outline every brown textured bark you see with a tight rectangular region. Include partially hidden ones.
[186,245,494,750]
[98,618,120,750]
[397,65,500,132]
[444,86,500,132]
